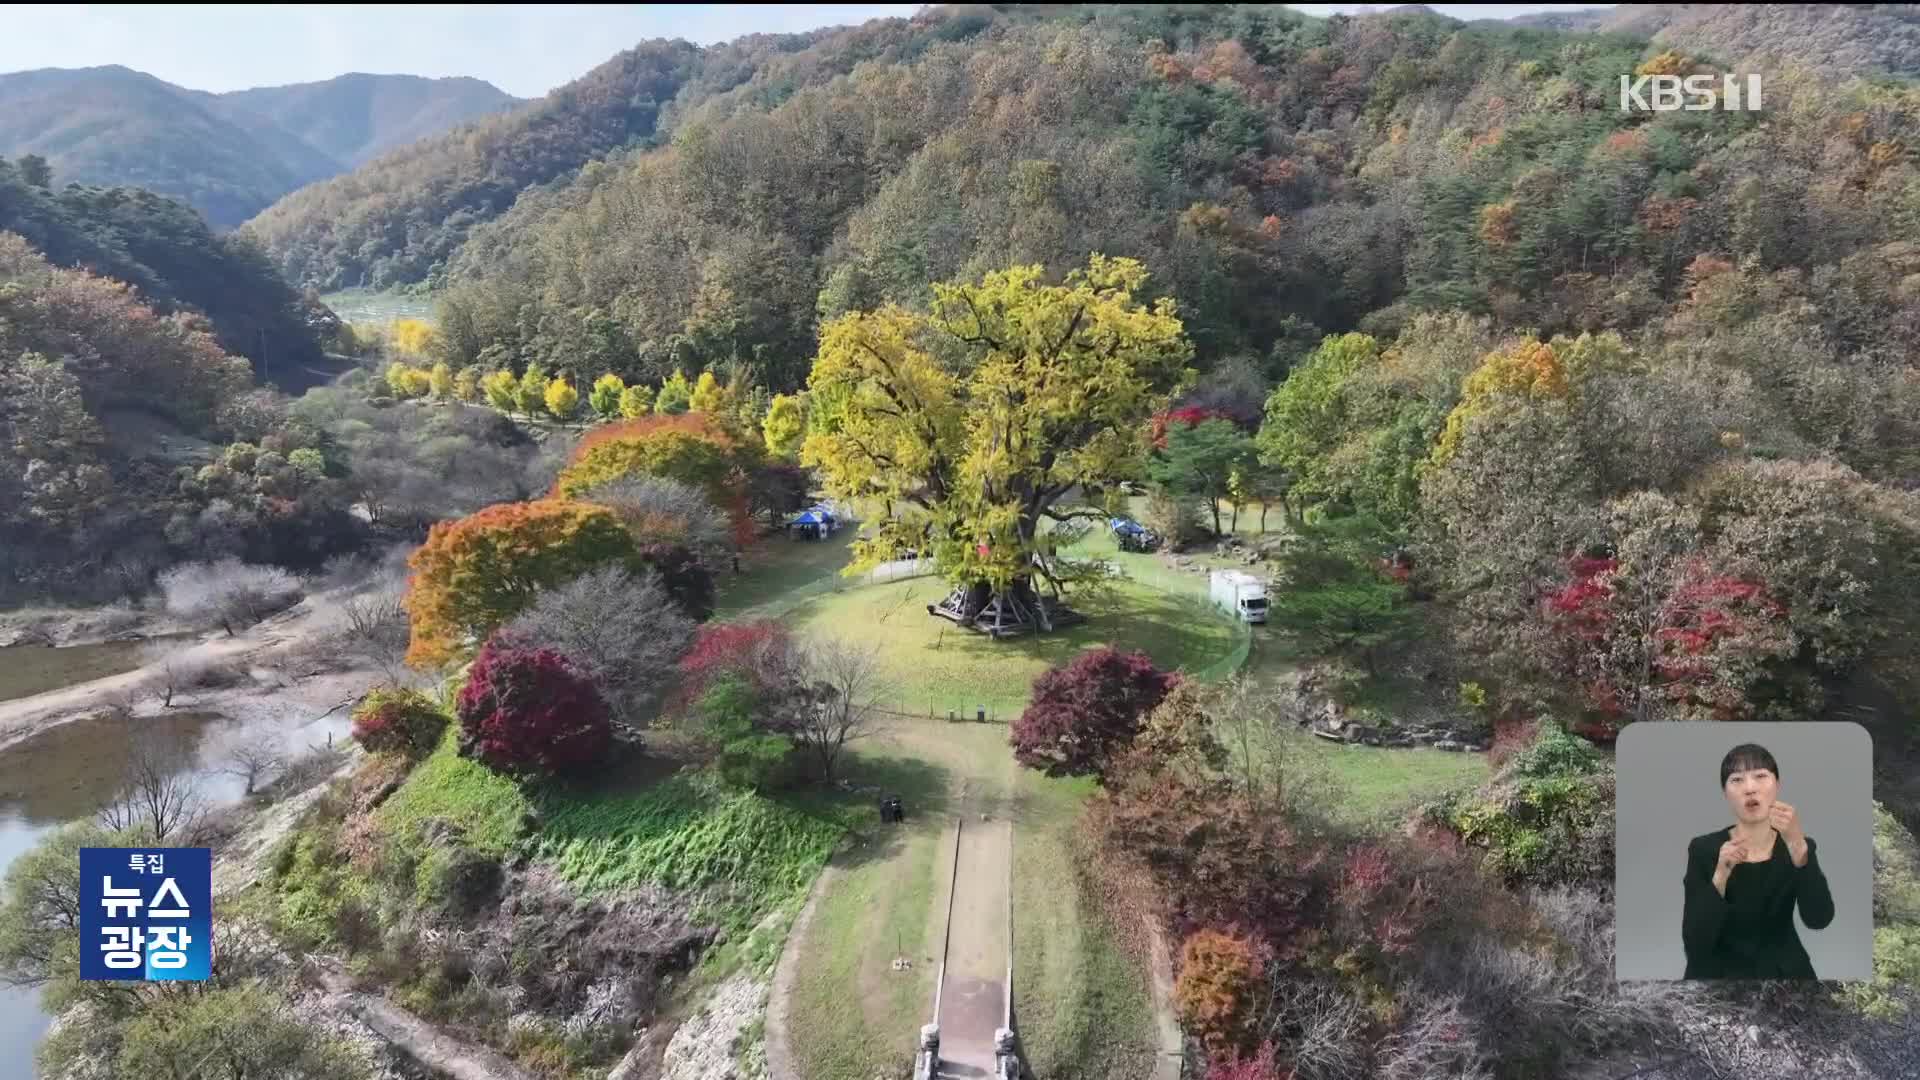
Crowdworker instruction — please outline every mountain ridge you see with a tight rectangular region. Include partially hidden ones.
[0,65,520,227]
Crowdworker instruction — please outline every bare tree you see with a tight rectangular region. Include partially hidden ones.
[791,638,887,783]
[219,734,286,796]
[268,743,351,799]
[99,679,147,722]
[138,644,244,708]
[574,474,735,569]
[157,558,303,637]
[339,588,410,681]
[97,728,204,842]
[500,565,696,731]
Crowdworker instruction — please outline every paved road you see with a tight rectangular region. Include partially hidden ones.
[937,816,1011,1079]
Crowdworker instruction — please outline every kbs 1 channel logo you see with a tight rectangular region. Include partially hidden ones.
[79,848,212,981]
[1620,73,1764,114]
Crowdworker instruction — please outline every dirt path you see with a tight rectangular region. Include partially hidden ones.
[764,862,838,1080]
[936,815,1012,1079]
[307,959,541,1080]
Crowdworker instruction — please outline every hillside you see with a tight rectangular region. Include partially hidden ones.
[0,155,330,383]
[218,73,520,168]
[400,3,1920,396]
[1510,3,1920,78]
[0,66,518,228]
[240,38,716,289]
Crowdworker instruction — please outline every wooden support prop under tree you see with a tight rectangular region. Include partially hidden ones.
[926,580,1085,638]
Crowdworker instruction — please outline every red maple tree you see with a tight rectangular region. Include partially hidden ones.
[1010,647,1179,780]
[455,634,612,776]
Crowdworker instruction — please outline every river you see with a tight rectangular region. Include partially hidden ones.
[0,654,354,1075]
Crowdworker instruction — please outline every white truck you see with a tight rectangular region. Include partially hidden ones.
[1209,569,1269,624]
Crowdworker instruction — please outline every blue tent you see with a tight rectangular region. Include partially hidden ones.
[1109,517,1145,535]
[789,510,831,526]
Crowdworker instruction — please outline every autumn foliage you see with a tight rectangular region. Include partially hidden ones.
[1010,647,1180,780]
[676,620,801,706]
[1149,405,1235,449]
[1653,569,1793,721]
[350,688,448,759]
[1206,1043,1286,1080]
[403,499,646,668]
[552,413,755,545]
[1175,929,1266,1059]
[1543,553,1795,727]
[455,634,612,776]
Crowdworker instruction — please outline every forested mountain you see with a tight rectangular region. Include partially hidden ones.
[1510,3,1920,77]
[392,0,1920,742]
[219,73,520,168]
[241,39,725,289]
[0,156,330,383]
[372,4,1915,396]
[0,66,517,227]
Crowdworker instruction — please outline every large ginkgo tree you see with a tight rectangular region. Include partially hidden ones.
[801,255,1194,632]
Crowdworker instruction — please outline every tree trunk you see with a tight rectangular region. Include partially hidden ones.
[1259,503,1269,534]
[1210,497,1222,539]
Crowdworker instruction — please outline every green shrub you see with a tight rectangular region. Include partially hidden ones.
[117,983,372,1079]
[1839,806,1920,1018]
[1430,722,1613,886]
[1506,718,1603,779]
[698,673,797,790]
[351,688,450,759]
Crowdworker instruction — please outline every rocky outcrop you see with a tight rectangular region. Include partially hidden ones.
[1273,665,1488,752]
[655,974,768,1080]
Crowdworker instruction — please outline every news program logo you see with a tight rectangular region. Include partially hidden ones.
[79,847,212,981]
[1620,73,1763,113]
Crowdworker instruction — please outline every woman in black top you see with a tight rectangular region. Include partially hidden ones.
[1681,743,1835,979]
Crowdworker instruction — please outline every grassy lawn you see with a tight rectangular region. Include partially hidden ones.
[786,778,947,1079]
[1011,767,1155,1080]
[788,721,982,1080]
[715,528,862,621]
[786,576,1238,717]
[1290,731,1490,830]
[374,731,531,859]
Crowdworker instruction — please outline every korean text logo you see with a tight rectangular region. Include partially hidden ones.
[79,847,211,981]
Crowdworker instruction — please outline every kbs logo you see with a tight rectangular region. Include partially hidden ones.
[1619,74,1763,113]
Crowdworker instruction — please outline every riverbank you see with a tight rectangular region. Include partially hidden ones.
[0,585,372,753]
[0,602,195,649]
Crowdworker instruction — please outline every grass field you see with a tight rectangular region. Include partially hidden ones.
[1010,766,1156,1080]
[1290,732,1491,829]
[785,576,1238,717]
[785,727,970,1080]
[374,732,531,859]
[714,529,862,621]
